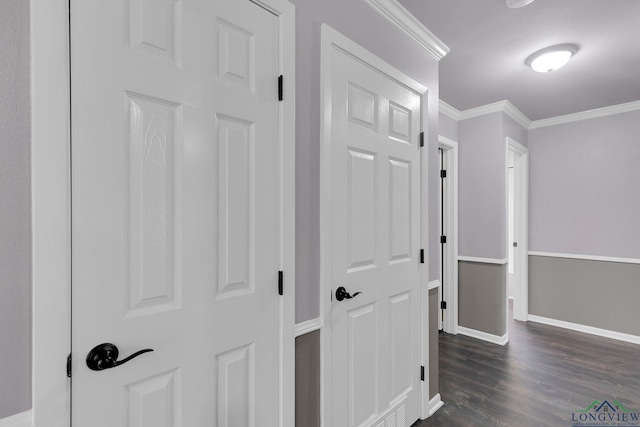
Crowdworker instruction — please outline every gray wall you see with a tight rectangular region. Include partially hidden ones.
[529,256,640,336]
[529,111,640,259]
[291,0,441,324]
[458,261,507,337]
[528,110,640,336]
[439,112,458,142]
[458,112,505,259]
[0,0,32,419]
[455,111,529,336]
[503,114,528,149]
[295,330,321,427]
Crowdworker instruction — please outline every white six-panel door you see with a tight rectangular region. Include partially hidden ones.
[71,0,288,425]
[324,28,425,427]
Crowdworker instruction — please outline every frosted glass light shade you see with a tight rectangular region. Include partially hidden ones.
[526,44,578,73]
[506,0,534,8]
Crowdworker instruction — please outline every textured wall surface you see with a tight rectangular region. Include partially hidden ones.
[439,112,458,142]
[503,114,528,148]
[529,256,640,335]
[290,0,440,323]
[529,111,640,259]
[0,0,32,419]
[458,112,505,259]
[295,330,321,427]
[458,261,507,337]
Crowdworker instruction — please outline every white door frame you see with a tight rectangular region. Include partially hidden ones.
[438,136,458,335]
[30,1,296,425]
[505,137,529,322]
[320,24,430,425]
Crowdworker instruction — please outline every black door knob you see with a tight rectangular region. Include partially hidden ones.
[335,286,362,302]
[86,343,154,371]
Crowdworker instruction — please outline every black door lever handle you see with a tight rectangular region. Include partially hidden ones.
[335,286,362,302]
[86,343,153,371]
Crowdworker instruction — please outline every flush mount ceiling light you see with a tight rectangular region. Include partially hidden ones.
[506,0,535,8]
[525,44,578,73]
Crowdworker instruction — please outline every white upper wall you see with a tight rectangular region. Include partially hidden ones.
[529,110,640,259]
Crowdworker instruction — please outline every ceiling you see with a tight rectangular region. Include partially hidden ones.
[398,0,640,120]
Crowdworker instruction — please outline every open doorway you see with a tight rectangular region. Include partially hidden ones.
[438,136,458,334]
[506,138,529,324]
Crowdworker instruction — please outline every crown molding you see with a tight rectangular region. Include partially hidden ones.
[529,100,640,129]
[440,98,640,130]
[438,100,462,120]
[440,99,531,129]
[458,100,531,129]
[363,0,449,61]
[502,101,532,129]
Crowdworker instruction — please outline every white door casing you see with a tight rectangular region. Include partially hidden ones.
[321,25,428,427]
[506,138,529,322]
[437,136,458,335]
[71,0,295,425]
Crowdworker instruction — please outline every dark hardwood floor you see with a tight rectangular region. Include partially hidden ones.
[413,304,640,426]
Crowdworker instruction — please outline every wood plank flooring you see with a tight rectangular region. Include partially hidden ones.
[413,306,640,426]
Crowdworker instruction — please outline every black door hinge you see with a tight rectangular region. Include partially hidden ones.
[278,75,283,101]
[441,301,447,310]
[67,353,72,378]
[440,235,447,244]
[419,132,424,147]
[440,169,447,178]
[420,249,425,264]
[278,271,284,296]
[420,366,425,381]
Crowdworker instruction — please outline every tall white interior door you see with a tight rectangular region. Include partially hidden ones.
[327,37,424,427]
[507,138,529,322]
[507,152,516,301]
[71,1,285,425]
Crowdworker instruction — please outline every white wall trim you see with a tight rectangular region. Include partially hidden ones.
[529,99,640,129]
[428,394,444,417]
[502,101,532,129]
[457,326,509,346]
[0,411,33,427]
[438,135,457,150]
[528,315,640,346]
[31,0,71,425]
[439,98,640,130]
[438,136,459,335]
[458,100,531,129]
[428,279,441,290]
[529,251,640,265]
[363,0,449,61]
[295,318,323,337]
[438,100,462,121]
[457,256,508,264]
[506,138,529,323]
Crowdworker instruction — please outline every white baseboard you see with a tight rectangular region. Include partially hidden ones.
[0,411,33,427]
[428,393,444,417]
[457,326,509,346]
[527,315,640,345]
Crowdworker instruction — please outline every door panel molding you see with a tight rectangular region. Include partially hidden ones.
[30,0,295,425]
[320,24,430,425]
